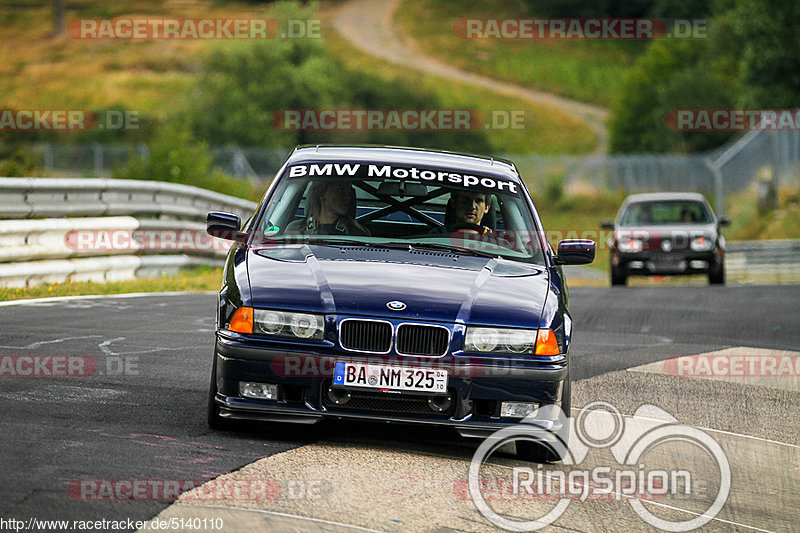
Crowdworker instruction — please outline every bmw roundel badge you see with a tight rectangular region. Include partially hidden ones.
[387,301,406,311]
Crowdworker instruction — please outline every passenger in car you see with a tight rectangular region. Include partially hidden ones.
[637,203,654,225]
[286,181,370,236]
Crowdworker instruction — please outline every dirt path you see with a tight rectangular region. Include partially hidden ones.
[332,0,609,154]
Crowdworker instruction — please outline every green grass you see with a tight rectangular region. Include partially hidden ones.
[0,0,598,157]
[0,0,263,114]
[531,187,625,274]
[726,187,800,241]
[324,29,597,155]
[396,0,642,107]
[0,266,222,302]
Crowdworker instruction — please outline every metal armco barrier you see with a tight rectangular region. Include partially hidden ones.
[0,177,257,221]
[0,177,257,288]
[726,240,800,282]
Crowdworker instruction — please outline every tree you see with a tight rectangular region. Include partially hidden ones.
[731,0,800,108]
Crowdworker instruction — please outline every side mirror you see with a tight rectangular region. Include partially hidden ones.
[600,220,615,230]
[554,239,595,265]
[207,211,247,241]
[718,216,731,227]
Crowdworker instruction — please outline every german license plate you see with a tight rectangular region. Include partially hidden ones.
[332,361,448,393]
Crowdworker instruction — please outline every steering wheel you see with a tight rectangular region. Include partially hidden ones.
[449,223,490,234]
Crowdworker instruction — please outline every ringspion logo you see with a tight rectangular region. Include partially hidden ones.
[469,402,730,531]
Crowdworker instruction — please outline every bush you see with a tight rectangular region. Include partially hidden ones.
[609,35,738,154]
[113,123,262,201]
[0,143,41,176]
[522,0,712,18]
[188,1,491,153]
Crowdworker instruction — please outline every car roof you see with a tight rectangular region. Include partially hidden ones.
[622,192,710,204]
[286,145,522,183]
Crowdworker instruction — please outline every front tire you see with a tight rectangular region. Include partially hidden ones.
[708,258,725,285]
[610,264,627,286]
[516,369,571,463]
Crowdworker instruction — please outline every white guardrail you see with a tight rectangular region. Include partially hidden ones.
[726,239,800,283]
[0,177,258,288]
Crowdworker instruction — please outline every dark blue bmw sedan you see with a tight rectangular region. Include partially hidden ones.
[206,145,594,461]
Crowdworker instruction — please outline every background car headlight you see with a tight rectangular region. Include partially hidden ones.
[254,309,324,340]
[690,236,714,251]
[465,327,538,355]
[618,238,644,252]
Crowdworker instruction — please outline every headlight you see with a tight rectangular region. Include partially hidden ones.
[690,236,713,251]
[618,238,644,252]
[253,309,324,340]
[465,327,540,355]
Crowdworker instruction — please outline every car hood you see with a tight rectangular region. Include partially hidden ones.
[246,245,550,327]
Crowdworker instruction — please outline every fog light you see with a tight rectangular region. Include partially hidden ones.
[240,382,278,400]
[689,260,708,269]
[500,401,540,418]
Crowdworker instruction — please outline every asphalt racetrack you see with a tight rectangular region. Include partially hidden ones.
[1,286,797,532]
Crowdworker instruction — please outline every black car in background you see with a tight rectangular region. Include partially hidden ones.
[602,192,730,286]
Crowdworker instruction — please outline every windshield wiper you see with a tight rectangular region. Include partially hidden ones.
[384,241,499,259]
[287,237,498,258]
[302,238,413,250]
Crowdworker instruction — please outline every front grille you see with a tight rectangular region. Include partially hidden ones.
[323,388,456,416]
[397,324,449,356]
[340,319,392,353]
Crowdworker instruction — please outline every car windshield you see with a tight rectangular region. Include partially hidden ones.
[619,200,713,227]
[253,162,546,264]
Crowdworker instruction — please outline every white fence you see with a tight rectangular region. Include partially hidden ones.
[0,177,258,288]
[513,130,800,214]
[32,143,290,180]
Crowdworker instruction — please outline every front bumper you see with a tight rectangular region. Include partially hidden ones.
[212,335,568,438]
[614,249,718,275]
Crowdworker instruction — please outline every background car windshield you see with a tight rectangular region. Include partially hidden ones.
[619,200,713,226]
[256,168,546,264]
